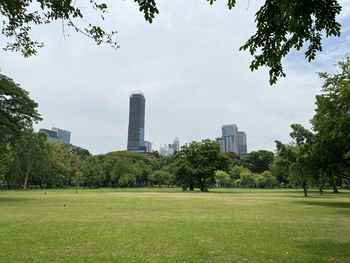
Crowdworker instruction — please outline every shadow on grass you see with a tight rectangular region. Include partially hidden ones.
[295,239,350,259]
[294,200,350,209]
[0,197,33,203]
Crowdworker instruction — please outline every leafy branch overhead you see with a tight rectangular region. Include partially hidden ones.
[0,0,118,57]
[0,0,343,84]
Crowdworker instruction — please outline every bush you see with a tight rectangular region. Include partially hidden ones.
[149,170,171,187]
[215,170,231,187]
[260,171,277,188]
[240,173,257,188]
[229,165,251,180]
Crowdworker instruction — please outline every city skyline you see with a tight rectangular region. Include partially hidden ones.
[2,1,349,154]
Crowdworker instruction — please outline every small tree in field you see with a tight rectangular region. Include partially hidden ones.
[215,170,231,187]
[72,171,84,194]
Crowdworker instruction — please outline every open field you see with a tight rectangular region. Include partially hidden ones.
[1,188,350,263]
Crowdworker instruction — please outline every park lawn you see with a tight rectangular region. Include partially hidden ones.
[0,188,349,263]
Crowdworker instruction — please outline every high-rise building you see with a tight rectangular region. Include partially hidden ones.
[173,137,180,151]
[159,137,180,156]
[216,124,238,153]
[216,124,247,155]
[127,91,147,153]
[52,127,71,144]
[39,127,71,144]
[145,141,152,153]
[237,131,247,155]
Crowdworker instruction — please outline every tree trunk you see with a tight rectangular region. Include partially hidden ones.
[302,183,308,197]
[6,177,11,189]
[23,167,30,190]
[189,183,194,191]
[332,184,339,193]
[319,185,323,196]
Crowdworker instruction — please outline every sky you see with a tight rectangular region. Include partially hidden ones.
[1,0,350,154]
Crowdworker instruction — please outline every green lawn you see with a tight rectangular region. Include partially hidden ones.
[1,188,350,263]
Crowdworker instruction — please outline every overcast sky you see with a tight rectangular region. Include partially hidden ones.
[2,0,350,154]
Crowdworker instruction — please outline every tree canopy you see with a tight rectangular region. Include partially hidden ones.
[311,57,350,180]
[0,0,343,84]
[0,74,42,147]
[175,139,229,191]
[273,56,350,195]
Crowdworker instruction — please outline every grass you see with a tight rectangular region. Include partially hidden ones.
[0,188,350,263]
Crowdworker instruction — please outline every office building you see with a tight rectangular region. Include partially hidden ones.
[216,124,238,153]
[127,91,148,153]
[52,127,71,144]
[145,141,152,153]
[39,127,71,144]
[159,137,180,156]
[238,131,247,155]
[216,124,247,155]
[173,137,180,151]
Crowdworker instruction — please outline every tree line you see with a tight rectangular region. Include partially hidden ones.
[272,58,350,196]
[1,57,349,195]
[0,129,277,191]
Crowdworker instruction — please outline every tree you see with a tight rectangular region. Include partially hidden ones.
[239,0,341,84]
[311,57,350,181]
[0,0,342,84]
[8,130,47,189]
[149,170,171,187]
[0,74,41,147]
[243,150,274,174]
[260,171,276,188]
[240,172,258,188]
[175,159,195,191]
[275,137,315,197]
[223,151,241,169]
[118,173,136,187]
[270,155,290,187]
[0,145,13,186]
[81,156,104,188]
[229,165,250,181]
[175,140,229,192]
[215,170,231,187]
[72,171,84,194]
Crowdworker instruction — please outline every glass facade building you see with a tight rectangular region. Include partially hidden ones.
[127,92,147,153]
[237,131,247,155]
[216,124,247,155]
[52,127,71,144]
[40,127,71,144]
[216,124,238,153]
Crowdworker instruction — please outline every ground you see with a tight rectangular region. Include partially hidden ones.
[0,188,349,262]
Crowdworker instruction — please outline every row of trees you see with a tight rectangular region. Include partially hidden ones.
[0,130,277,191]
[272,58,350,196]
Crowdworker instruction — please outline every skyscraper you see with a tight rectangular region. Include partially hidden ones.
[216,124,247,155]
[127,91,147,153]
[216,124,238,153]
[173,137,180,151]
[237,131,247,155]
